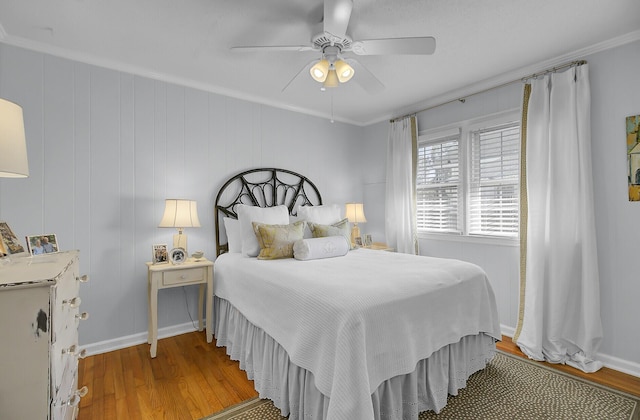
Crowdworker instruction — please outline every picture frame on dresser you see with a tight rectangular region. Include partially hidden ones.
[0,235,6,257]
[26,233,59,255]
[152,243,169,264]
[0,221,25,254]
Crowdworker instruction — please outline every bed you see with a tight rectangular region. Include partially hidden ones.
[213,168,501,420]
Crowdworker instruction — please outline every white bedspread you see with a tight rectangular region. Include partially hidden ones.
[214,249,501,420]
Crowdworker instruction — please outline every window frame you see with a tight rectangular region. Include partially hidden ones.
[416,109,521,246]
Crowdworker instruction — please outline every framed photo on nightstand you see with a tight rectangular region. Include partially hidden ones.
[152,244,168,264]
[169,247,186,265]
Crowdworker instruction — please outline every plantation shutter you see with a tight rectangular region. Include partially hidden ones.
[468,123,520,236]
[416,133,461,233]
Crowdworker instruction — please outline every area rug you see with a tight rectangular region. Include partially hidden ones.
[204,351,639,420]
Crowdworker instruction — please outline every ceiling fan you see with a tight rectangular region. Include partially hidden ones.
[230,0,436,93]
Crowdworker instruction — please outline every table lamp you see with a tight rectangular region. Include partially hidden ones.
[0,98,29,178]
[159,199,201,253]
[0,98,29,263]
[345,203,367,247]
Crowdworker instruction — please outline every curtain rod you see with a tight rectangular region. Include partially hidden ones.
[390,59,587,123]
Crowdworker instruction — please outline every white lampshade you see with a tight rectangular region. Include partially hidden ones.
[345,203,367,224]
[334,60,355,83]
[159,199,201,229]
[159,199,200,254]
[0,98,29,178]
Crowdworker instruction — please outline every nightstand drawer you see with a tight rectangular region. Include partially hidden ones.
[162,267,204,286]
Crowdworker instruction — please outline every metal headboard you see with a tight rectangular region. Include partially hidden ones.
[214,168,323,256]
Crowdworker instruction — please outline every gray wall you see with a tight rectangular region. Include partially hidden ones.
[1,38,639,376]
[0,43,364,351]
[362,40,640,376]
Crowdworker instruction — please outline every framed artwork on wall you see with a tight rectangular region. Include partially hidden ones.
[626,114,640,201]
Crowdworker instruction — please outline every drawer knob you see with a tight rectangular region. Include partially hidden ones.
[76,311,90,321]
[63,297,81,308]
[77,274,89,283]
[62,344,77,355]
[62,344,87,359]
[65,386,89,407]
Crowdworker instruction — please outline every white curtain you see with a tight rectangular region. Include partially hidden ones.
[515,64,603,373]
[385,116,418,254]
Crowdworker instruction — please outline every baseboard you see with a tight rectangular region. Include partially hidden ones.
[82,322,640,378]
[500,324,516,338]
[81,322,199,356]
[500,327,640,378]
[598,353,640,378]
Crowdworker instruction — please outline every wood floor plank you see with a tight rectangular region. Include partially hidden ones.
[77,331,640,419]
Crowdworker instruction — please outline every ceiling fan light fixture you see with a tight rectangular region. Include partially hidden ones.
[334,59,354,83]
[323,69,339,88]
[310,59,330,82]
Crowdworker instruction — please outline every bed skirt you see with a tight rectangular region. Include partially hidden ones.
[214,296,496,420]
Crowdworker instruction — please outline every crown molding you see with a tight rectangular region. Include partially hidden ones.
[1,27,638,128]
[0,34,359,126]
[378,29,640,126]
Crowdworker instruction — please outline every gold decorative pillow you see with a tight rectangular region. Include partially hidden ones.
[308,218,353,250]
[252,220,306,260]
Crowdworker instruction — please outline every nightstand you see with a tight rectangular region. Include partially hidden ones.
[146,258,213,358]
[363,242,395,252]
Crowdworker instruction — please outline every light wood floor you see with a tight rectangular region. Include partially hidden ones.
[78,332,640,419]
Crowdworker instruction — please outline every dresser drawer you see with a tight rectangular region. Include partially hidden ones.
[163,267,205,286]
[51,328,80,394]
[51,360,83,420]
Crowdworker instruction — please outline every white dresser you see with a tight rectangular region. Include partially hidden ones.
[0,250,89,420]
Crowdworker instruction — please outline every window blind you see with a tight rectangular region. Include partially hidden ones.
[468,123,520,236]
[416,135,460,233]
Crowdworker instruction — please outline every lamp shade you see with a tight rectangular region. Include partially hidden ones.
[334,60,355,83]
[310,59,330,82]
[0,98,29,178]
[159,199,201,228]
[323,69,339,88]
[345,203,367,223]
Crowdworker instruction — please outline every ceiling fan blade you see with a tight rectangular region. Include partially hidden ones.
[351,37,436,55]
[281,59,318,93]
[231,45,315,53]
[344,58,385,94]
[323,0,353,40]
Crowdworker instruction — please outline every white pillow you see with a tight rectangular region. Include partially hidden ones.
[297,204,341,225]
[237,204,289,257]
[223,217,242,253]
[293,236,350,261]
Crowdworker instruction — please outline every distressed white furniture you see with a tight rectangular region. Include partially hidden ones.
[146,258,213,357]
[0,250,89,420]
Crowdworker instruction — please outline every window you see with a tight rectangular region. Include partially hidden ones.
[416,113,520,239]
[416,131,460,233]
